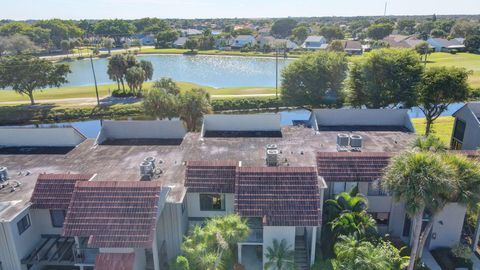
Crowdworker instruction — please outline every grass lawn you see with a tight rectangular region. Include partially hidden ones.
[411,116,454,145]
[0,82,275,103]
[427,52,480,89]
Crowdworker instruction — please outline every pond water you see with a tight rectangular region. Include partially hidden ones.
[64,54,291,88]
[1,104,464,139]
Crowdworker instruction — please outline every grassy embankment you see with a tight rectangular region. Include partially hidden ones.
[412,116,454,145]
[0,82,275,104]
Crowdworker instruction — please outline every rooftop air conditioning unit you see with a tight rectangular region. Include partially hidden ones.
[266,149,279,167]
[266,144,278,150]
[337,134,350,152]
[144,157,156,169]
[140,161,154,178]
[350,134,363,149]
[0,167,7,182]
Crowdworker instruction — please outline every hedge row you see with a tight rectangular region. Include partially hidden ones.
[0,97,288,125]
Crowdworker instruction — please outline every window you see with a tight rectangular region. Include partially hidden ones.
[50,210,66,228]
[17,214,31,235]
[200,194,225,211]
[367,182,388,196]
[451,119,466,150]
[370,212,390,226]
[402,215,411,237]
[332,182,358,196]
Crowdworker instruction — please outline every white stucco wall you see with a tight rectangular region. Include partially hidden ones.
[156,202,188,263]
[311,109,414,132]
[0,128,86,147]
[452,105,480,150]
[263,226,296,267]
[97,120,186,143]
[29,209,63,235]
[186,193,234,218]
[0,207,41,270]
[429,203,466,250]
[202,114,281,133]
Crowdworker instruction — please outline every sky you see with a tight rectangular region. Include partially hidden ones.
[1,0,479,20]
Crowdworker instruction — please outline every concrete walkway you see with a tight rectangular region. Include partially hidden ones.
[421,248,442,270]
[471,253,480,269]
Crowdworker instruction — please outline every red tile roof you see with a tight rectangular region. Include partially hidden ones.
[30,173,94,209]
[63,181,162,248]
[94,253,135,270]
[185,160,238,193]
[235,166,322,226]
[316,152,392,182]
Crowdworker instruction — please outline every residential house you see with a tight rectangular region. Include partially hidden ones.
[427,38,466,52]
[173,37,188,48]
[301,36,327,50]
[230,35,256,49]
[179,29,202,37]
[0,111,477,270]
[331,40,363,55]
[451,102,480,150]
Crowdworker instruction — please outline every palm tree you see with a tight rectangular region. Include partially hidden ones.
[143,87,179,120]
[382,151,455,270]
[264,239,295,270]
[178,88,212,131]
[323,186,368,224]
[331,211,377,240]
[107,54,128,92]
[334,235,409,270]
[412,135,447,153]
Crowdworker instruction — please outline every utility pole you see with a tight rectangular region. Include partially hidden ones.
[384,2,388,16]
[275,48,278,99]
[90,55,100,106]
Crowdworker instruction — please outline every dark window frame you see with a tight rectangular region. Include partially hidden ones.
[17,214,31,235]
[367,182,388,196]
[199,194,226,211]
[49,209,66,228]
[451,119,466,149]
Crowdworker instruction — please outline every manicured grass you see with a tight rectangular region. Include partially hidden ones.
[427,52,480,88]
[0,82,275,104]
[411,116,454,145]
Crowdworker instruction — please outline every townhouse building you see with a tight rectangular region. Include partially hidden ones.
[0,109,476,270]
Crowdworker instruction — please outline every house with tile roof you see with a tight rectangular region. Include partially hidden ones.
[0,112,478,270]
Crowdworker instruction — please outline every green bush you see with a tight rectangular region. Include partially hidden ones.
[111,89,143,98]
[211,97,285,111]
[450,49,458,54]
[170,256,189,270]
[431,247,473,270]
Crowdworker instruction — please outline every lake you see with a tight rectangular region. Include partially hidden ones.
[65,54,291,88]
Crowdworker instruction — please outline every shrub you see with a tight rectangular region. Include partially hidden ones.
[170,256,189,270]
[211,97,285,111]
[451,244,473,260]
[431,247,473,270]
[450,49,458,54]
[111,89,143,98]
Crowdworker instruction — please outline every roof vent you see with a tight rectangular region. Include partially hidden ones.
[337,134,349,152]
[0,167,8,182]
[350,134,363,151]
[266,149,279,167]
[144,157,156,169]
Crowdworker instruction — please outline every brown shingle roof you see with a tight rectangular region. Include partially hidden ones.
[30,173,94,209]
[235,166,321,226]
[63,181,162,248]
[316,152,392,182]
[185,160,238,193]
[94,253,135,270]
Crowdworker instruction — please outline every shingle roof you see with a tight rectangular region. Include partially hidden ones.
[235,166,322,226]
[316,152,392,182]
[30,174,94,209]
[185,160,238,193]
[94,253,135,270]
[63,181,162,248]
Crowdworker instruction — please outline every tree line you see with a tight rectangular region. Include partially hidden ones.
[281,48,473,135]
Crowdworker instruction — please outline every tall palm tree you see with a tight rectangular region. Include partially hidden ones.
[382,151,455,270]
[178,88,212,131]
[264,239,295,270]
